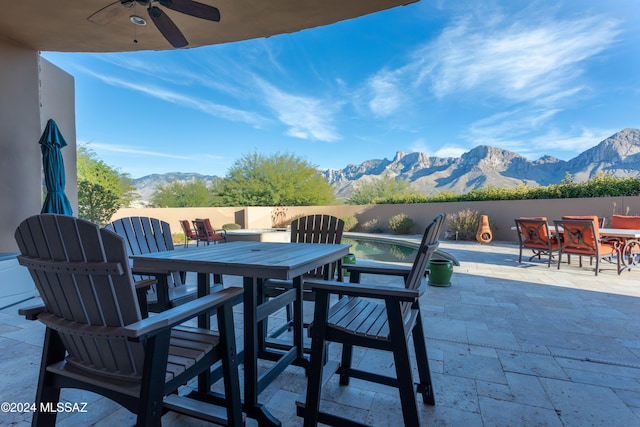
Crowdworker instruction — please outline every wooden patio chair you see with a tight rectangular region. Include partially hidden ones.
[263,214,345,338]
[514,217,559,267]
[106,216,222,314]
[14,214,244,427]
[299,213,446,427]
[180,219,199,247]
[554,216,620,276]
[193,218,227,246]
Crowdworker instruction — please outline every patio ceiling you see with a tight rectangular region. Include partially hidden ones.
[0,0,417,52]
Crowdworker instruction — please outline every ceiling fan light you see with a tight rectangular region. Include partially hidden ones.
[130,15,147,26]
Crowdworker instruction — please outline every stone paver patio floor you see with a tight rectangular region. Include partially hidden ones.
[1,240,639,426]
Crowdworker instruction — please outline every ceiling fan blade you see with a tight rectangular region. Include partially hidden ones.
[158,0,221,22]
[148,6,188,48]
[88,0,133,25]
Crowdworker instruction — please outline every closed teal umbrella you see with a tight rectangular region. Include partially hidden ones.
[40,119,73,215]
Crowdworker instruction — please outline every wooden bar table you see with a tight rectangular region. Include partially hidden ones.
[131,241,350,426]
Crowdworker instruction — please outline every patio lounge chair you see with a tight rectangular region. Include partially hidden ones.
[180,219,199,247]
[263,214,345,338]
[514,217,559,267]
[299,213,446,427]
[106,216,222,313]
[554,216,620,276]
[14,214,244,427]
[193,218,227,246]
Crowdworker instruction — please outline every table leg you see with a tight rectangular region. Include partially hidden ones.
[197,272,212,395]
[244,276,282,427]
[292,275,308,369]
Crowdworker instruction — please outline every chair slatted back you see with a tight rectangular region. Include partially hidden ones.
[291,215,345,279]
[15,214,145,379]
[401,213,445,317]
[106,216,182,287]
[515,217,554,249]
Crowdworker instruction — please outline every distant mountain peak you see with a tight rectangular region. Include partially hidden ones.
[131,129,640,203]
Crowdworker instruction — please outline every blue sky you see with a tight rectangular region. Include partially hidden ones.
[43,0,640,179]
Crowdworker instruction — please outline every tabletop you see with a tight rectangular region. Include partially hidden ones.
[599,228,640,238]
[130,241,352,280]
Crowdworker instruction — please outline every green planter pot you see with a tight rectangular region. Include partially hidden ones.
[428,259,453,287]
[342,253,356,277]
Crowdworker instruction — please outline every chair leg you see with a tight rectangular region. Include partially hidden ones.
[216,302,244,426]
[388,305,420,426]
[33,328,65,427]
[137,332,171,427]
[339,343,353,385]
[412,313,435,405]
[303,292,330,427]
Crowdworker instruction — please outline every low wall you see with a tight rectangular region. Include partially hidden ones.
[112,195,640,242]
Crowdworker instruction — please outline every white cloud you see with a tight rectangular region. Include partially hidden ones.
[530,128,619,152]
[433,146,468,158]
[417,14,620,104]
[80,69,268,127]
[83,142,198,160]
[367,70,405,117]
[255,78,340,142]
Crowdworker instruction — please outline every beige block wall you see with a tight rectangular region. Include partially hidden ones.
[112,195,640,242]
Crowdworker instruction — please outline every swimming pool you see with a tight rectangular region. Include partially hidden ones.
[342,234,460,265]
[342,237,418,263]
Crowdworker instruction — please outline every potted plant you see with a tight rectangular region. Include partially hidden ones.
[427,258,453,287]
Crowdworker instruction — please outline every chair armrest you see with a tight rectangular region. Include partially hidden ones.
[36,287,244,341]
[305,279,423,301]
[125,286,244,340]
[344,260,412,278]
[18,304,46,320]
[134,278,156,291]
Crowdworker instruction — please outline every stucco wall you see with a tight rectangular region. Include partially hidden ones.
[0,39,41,252]
[0,40,76,252]
[112,195,640,242]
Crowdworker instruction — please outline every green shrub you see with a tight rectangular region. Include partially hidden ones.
[342,215,359,231]
[171,232,186,245]
[360,218,385,233]
[388,213,415,234]
[222,223,241,230]
[447,209,482,240]
[357,172,640,204]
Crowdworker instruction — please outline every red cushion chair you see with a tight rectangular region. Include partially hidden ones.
[554,216,619,275]
[514,217,559,267]
[193,218,227,246]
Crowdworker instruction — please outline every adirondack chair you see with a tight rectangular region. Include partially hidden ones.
[106,216,222,314]
[299,213,446,427]
[263,214,345,338]
[15,214,244,427]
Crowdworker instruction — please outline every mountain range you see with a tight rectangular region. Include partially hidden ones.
[132,128,640,204]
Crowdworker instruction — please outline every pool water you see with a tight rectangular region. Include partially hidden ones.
[342,237,417,263]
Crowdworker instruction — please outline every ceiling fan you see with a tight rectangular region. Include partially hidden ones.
[88,0,221,48]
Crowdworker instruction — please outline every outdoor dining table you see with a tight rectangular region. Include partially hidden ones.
[130,240,351,427]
